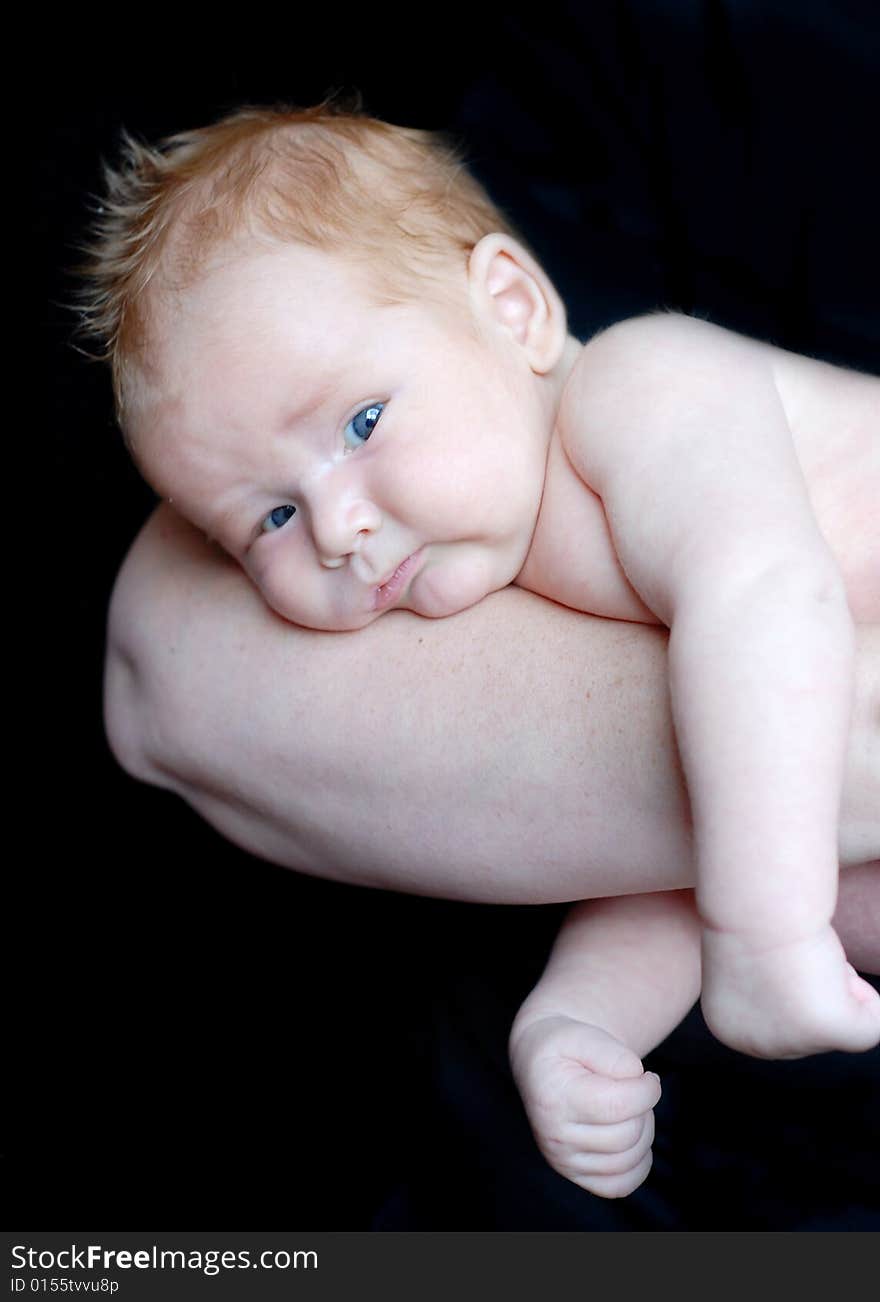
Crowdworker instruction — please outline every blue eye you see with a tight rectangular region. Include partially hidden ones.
[343,403,384,451]
[261,504,296,533]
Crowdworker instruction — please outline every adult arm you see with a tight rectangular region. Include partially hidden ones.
[104,505,880,910]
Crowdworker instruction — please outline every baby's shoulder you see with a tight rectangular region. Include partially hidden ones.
[573,311,766,385]
[571,310,875,399]
[560,310,871,448]
[558,312,754,454]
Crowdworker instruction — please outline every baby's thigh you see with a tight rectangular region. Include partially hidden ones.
[840,625,880,867]
[838,448,879,620]
[835,862,880,975]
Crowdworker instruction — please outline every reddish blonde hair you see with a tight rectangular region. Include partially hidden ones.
[75,98,523,416]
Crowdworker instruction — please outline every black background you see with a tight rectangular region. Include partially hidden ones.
[30,2,880,1229]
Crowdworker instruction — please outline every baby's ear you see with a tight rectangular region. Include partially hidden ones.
[467,234,567,374]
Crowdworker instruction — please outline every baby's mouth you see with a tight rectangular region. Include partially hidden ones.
[373,549,424,612]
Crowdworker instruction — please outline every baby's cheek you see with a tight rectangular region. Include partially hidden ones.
[245,550,301,618]
[248,551,364,632]
[413,550,501,619]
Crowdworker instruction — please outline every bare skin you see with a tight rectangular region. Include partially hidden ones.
[126,231,878,1063]
[545,312,879,1060]
[106,505,879,1199]
[87,93,876,1196]
[106,505,879,917]
[509,873,879,1198]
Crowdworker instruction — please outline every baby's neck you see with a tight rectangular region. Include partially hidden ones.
[546,334,584,424]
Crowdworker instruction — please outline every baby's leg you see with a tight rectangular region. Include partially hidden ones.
[834,628,880,976]
[834,862,880,975]
[509,891,700,1198]
[510,871,877,1198]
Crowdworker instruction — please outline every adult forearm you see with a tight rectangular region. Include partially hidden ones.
[104,507,880,905]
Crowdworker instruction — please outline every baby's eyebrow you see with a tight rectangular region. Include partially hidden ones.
[277,378,337,434]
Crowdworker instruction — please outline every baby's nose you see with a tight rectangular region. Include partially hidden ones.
[312,494,382,567]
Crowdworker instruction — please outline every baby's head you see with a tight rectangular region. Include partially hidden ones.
[79,101,575,629]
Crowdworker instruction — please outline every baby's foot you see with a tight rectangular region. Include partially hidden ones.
[700,922,880,1059]
[509,1016,662,1198]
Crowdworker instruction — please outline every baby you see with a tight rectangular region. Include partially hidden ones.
[79,103,880,1199]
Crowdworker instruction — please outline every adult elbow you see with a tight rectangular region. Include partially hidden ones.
[102,549,177,791]
[103,623,164,790]
[103,636,156,786]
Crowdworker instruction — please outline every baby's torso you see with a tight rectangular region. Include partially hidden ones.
[518,340,879,624]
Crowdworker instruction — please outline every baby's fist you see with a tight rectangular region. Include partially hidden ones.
[509,1015,662,1199]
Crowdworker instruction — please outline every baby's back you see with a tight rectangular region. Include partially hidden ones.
[774,347,878,619]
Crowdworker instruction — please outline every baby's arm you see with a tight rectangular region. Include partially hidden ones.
[509,890,700,1198]
[561,314,880,1058]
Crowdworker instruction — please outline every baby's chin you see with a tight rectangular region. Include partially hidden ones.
[276,606,387,633]
[261,592,378,633]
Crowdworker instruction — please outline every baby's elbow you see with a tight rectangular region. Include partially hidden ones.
[770,558,853,638]
[754,557,855,668]
[791,555,853,628]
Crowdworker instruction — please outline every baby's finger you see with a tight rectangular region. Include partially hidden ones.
[572,1148,654,1201]
[564,1112,648,1155]
[565,1068,661,1125]
[566,1110,655,1177]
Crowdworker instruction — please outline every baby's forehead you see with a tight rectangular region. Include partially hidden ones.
[153,234,382,336]
[129,252,361,420]
[126,231,476,445]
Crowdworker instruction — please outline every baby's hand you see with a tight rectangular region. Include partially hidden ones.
[701,922,880,1059]
[509,1016,662,1199]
